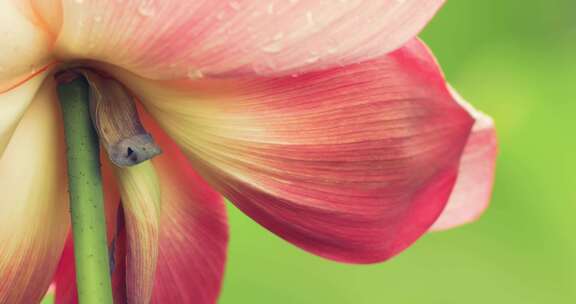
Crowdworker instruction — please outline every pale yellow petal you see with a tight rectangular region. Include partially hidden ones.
[0,1,53,90]
[115,161,161,304]
[0,73,47,157]
[0,79,69,303]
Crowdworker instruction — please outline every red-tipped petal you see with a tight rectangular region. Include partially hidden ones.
[0,80,69,303]
[126,39,475,263]
[431,89,497,231]
[52,236,76,304]
[36,0,443,78]
[143,118,229,304]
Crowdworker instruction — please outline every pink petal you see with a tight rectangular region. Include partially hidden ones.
[430,88,497,231]
[52,236,77,304]
[144,117,229,304]
[38,0,442,78]
[0,80,69,303]
[127,39,475,263]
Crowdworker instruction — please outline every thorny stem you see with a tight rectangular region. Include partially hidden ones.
[56,73,114,304]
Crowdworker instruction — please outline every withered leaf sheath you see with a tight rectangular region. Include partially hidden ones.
[79,69,162,167]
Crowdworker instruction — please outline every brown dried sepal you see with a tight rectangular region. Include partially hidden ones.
[79,69,161,167]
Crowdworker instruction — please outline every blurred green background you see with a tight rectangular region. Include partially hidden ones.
[41,1,576,303]
[219,1,576,303]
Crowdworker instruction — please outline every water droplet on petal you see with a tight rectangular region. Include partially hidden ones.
[267,3,275,14]
[138,0,156,17]
[326,47,338,54]
[306,52,321,64]
[262,42,284,53]
[187,69,204,79]
[306,11,317,28]
[229,1,241,11]
[252,60,278,75]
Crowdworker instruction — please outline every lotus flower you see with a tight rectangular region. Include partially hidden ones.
[0,1,497,303]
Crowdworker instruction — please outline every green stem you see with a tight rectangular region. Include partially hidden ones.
[57,75,114,304]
